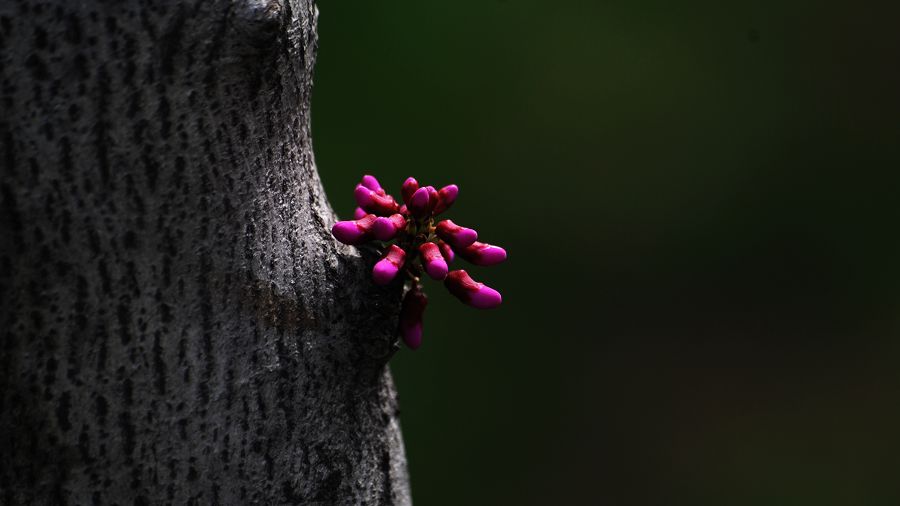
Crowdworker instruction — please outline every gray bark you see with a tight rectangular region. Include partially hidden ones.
[0,1,411,504]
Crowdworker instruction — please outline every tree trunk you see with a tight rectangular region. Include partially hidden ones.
[0,1,411,504]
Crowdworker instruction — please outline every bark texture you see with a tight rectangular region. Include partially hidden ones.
[0,1,411,504]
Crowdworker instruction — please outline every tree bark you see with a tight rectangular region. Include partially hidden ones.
[0,1,411,504]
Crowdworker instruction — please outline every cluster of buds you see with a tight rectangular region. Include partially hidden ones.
[332,175,506,349]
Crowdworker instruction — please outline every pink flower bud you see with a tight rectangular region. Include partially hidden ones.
[458,241,507,266]
[444,270,502,309]
[425,186,439,210]
[360,174,382,192]
[331,214,377,245]
[352,207,367,220]
[433,184,458,215]
[438,240,455,263]
[418,242,448,280]
[399,288,428,349]
[372,245,406,285]
[401,177,419,205]
[408,187,432,218]
[435,220,478,249]
[354,184,399,216]
[371,213,407,241]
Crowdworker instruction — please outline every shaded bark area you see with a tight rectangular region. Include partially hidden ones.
[0,1,410,504]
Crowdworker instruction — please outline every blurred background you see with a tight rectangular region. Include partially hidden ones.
[311,1,900,504]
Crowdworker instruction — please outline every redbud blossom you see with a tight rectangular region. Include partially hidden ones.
[425,186,439,212]
[444,270,502,309]
[435,220,477,249]
[401,177,419,205]
[408,187,433,218]
[371,214,407,241]
[433,184,458,215]
[418,242,449,280]
[332,214,377,245]
[399,288,428,349]
[361,174,382,192]
[353,207,367,220]
[373,245,406,285]
[457,241,507,266]
[438,241,455,263]
[355,184,399,216]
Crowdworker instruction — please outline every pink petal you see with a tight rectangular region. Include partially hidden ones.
[401,177,419,205]
[331,214,377,245]
[361,174,382,192]
[372,245,406,285]
[468,284,502,309]
[399,288,428,349]
[371,214,406,241]
[444,270,502,309]
[354,184,399,216]
[435,220,478,249]
[408,187,432,218]
[425,186,439,214]
[458,241,507,266]
[438,241,455,263]
[433,184,458,215]
[419,242,448,280]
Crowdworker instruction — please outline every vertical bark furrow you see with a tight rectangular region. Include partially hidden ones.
[0,1,411,504]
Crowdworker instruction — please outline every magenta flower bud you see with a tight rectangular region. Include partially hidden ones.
[352,207,367,220]
[435,219,478,249]
[408,187,432,218]
[372,245,406,285]
[438,240,455,263]
[433,184,459,215]
[399,288,428,350]
[371,213,407,241]
[401,177,419,205]
[418,242,449,280]
[458,241,507,266]
[425,186,439,214]
[354,184,399,216]
[444,270,502,309]
[360,174,382,192]
[332,214,377,245]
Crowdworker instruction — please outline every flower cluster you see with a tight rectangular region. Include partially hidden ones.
[332,175,506,349]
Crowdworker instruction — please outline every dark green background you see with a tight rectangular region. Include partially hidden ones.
[312,2,900,504]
